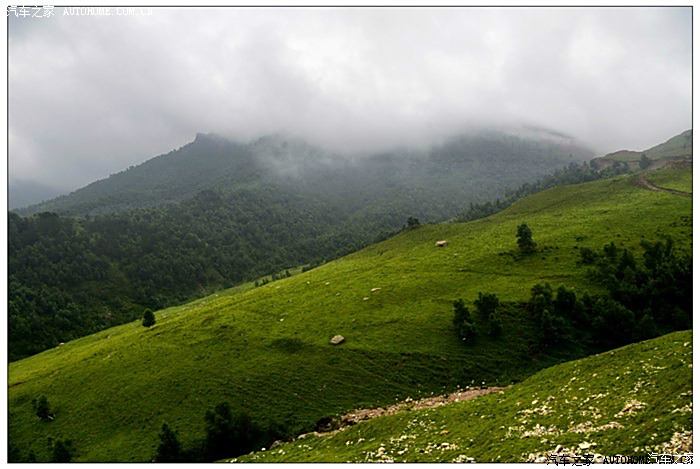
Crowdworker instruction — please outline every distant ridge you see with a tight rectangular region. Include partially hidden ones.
[17,128,593,216]
[592,129,692,169]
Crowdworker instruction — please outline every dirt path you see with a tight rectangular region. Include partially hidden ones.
[295,386,505,440]
[636,174,691,197]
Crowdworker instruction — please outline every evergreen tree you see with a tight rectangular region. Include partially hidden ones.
[405,217,421,229]
[204,402,259,460]
[452,299,476,342]
[142,308,156,327]
[473,292,499,323]
[155,423,181,462]
[516,223,537,254]
[639,153,652,169]
[487,311,503,337]
[553,285,577,320]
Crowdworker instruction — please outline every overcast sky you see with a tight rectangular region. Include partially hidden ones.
[9,6,692,192]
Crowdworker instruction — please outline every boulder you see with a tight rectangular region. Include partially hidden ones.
[435,240,448,247]
[330,335,345,345]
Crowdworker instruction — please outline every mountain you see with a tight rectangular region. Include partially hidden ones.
[239,330,692,462]
[591,129,692,169]
[19,128,593,216]
[9,179,66,210]
[8,165,691,462]
[9,128,595,359]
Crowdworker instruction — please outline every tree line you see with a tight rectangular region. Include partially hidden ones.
[453,226,691,352]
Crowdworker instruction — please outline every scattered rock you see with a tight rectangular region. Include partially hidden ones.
[371,287,381,292]
[330,335,345,345]
[578,441,596,450]
[363,297,370,301]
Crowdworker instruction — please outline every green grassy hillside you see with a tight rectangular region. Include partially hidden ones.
[592,130,692,168]
[8,170,692,462]
[646,166,692,193]
[240,331,692,462]
[646,130,692,160]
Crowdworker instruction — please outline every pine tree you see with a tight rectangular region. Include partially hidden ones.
[142,308,156,327]
[154,423,181,462]
[516,223,537,254]
[473,292,499,323]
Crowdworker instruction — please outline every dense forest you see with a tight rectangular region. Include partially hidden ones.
[9,189,387,359]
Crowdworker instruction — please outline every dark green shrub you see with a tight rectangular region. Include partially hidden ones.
[590,297,636,346]
[155,423,182,462]
[405,217,421,229]
[639,153,651,169]
[487,311,503,337]
[452,299,477,342]
[204,402,261,461]
[578,247,597,264]
[50,439,74,462]
[554,285,577,319]
[32,395,53,421]
[473,292,499,323]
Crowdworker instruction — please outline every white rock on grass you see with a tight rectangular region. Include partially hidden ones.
[330,335,345,345]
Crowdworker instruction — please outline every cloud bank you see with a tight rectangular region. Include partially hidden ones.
[9,6,691,191]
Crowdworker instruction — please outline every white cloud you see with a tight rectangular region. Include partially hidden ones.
[9,6,691,190]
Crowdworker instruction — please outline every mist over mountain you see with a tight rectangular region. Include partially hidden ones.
[10,126,594,359]
[20,127,593,216]
[9,179,65,210]
[9,8,690,193]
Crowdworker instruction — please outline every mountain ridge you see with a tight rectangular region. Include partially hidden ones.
[17,128,594,216]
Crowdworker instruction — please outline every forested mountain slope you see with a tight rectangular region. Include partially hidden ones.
[9,128,594,359]
[20,129,592,216]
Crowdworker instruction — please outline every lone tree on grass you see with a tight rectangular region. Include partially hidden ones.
[516,223,537,254]
[32,395,53,421]
[405,217,421,230]
[142,308,156,327]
